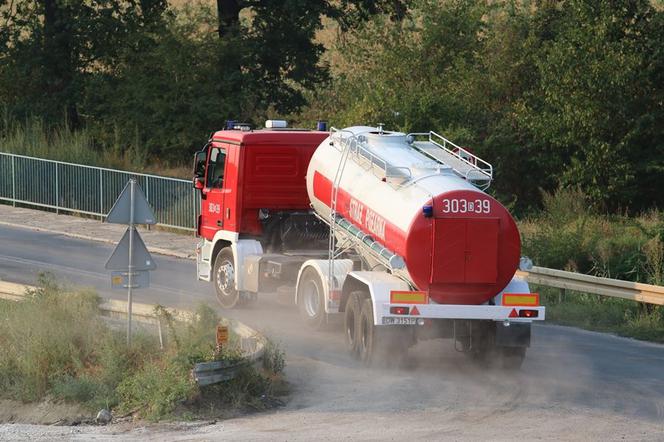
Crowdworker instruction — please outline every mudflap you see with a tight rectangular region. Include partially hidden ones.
[495,322,531,348]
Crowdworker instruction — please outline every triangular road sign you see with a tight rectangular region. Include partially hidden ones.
[105,180,156,225]
[105,227,156,271]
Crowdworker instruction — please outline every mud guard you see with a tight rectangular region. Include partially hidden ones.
[231,239,263,291]
[341,271,410,325]
[495,322,531,347]
[295,259,354,313]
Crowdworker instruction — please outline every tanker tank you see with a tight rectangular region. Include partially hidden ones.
[305,126,521,305]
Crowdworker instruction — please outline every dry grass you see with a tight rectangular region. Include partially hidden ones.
[0,275,285,420]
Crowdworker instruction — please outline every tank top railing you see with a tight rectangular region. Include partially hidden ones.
[329,128,412,187]
[407,131,493,190]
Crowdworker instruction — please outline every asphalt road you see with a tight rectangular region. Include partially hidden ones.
[1,224,664,440]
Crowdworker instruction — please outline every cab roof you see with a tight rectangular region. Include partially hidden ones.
[211,129,329,146]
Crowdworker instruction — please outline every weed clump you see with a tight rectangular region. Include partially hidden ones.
[0,275,286,421]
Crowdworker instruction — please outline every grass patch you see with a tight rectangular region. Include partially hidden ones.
[0,114,190,178]
[538,286,664,343]
[520,187,664,282]
[519,187,664,342]
[0,274,286,421]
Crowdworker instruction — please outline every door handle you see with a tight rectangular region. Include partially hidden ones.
[217,220,223,227]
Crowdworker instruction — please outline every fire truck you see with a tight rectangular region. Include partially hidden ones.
[193,121,545,368]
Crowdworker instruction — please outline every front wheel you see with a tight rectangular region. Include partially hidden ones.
[213,247,239,309]
[297,268,326,329]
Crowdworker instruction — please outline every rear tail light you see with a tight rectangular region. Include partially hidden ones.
[390,306,409,315]
[519,309,538,318]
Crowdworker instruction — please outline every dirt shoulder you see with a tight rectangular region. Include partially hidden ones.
[0,399,90,426]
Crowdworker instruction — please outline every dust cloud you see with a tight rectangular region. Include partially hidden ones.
[207,290,619,422]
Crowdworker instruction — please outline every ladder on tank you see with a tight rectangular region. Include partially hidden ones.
[325,129,406,288]
[326,130,354,297]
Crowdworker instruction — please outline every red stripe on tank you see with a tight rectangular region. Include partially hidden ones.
[312,171,407,255]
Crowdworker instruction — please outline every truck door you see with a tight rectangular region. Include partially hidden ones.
[200,146,228,239]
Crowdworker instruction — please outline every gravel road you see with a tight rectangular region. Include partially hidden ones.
[1,214,663,441]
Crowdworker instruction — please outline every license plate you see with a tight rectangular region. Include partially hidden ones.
[382,317,418,325]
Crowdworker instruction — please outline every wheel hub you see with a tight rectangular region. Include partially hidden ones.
[303,281,320,317]
[216,260,234,294]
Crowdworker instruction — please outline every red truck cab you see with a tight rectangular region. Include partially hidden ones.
[194,128,329,242]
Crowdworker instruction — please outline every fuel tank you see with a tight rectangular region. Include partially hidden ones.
[306,126,520,305]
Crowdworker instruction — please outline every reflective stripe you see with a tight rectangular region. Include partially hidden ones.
[390,290,429,304]
[502,293,540,306]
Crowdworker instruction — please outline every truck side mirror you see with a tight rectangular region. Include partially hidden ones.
[194,177,204,190]
[192,150,207,178]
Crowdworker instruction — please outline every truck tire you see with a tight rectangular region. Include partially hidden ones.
[357,298,411,368]
[344,291,364,357]
[468,322,526,370]
[500,346,526,370]
[467,321,495,367]
[213,247,240,309]
[358,297,376,364]
[297,268,326,329]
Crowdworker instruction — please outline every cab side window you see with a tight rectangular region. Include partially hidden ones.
[206,148,227,188]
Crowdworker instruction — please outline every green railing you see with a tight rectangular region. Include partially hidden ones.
[0,152,199,232]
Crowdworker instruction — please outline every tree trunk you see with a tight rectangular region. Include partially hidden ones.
[42,0,79,127]
[216,0,241,38]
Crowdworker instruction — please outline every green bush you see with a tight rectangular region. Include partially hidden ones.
[116,355,195,420]
[0,275,109,402]
[0,276,285,420]
[522,189,664,342]
[521,187,663,282]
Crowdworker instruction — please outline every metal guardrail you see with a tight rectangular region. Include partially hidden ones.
[0,152,199,232]
[516,266,664,305]
[0,281,265,384]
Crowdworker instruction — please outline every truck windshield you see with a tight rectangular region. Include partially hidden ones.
[206,148,227,188]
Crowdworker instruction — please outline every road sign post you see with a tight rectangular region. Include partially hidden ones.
[105,178,157,347]
[127,180,134,346]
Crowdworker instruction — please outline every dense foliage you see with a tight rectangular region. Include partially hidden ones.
[0,0,662,212]
[299,0,664,212]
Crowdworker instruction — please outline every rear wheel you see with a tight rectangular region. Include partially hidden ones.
[358,298,376,364]
[468,321,526,370]
[297,268,326,329]
[499,346,526,370]
[344,291,363,357]
[213,247,239,309]
[357,297,411,367]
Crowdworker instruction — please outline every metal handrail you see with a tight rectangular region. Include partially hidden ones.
[0,151,198,232]
[408,131,493,182]
[0,151,185,181]
[329,128,410,183]
[516,266,664,305]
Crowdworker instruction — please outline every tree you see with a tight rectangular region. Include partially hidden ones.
[525,0,664,210]
[0,1,166,127]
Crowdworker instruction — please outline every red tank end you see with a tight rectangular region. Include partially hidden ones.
[403,189,520,305]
